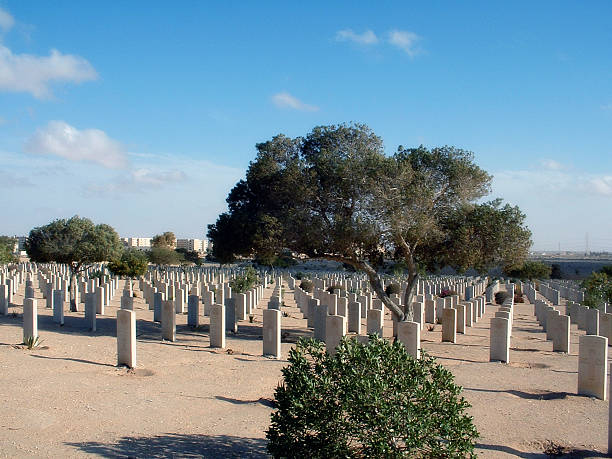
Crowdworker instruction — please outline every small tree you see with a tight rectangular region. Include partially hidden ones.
[267,337,478,458]
[151,231,176,248]
[148,246,182,265]
[0,236,18,264]
[582,272,612,309]
[229,266,258,293]
[503,260,551,280]
[107,248,148,293]
[26,216,122,311]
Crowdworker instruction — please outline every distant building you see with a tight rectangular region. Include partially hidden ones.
[176,238,205,253]
[122,237,152,250]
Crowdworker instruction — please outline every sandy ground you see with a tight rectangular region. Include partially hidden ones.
[0,279,609,458]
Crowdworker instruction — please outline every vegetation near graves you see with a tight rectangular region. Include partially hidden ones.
[582,272,612,308]
[25,216,122,311]
[175,248,202,265]
[0,236,18,264]
[495,291,509,305]
[151,231,176,248]
[208,123,531,322]
[550,263,562,279]
[299,280,314,293]
[439,288,458,298]
[385,283,401,295]
[147,247,182,265]
[108,248,148,280]
[326,284,343,294]
[229,266,258,293]
[266,337,478,458]
[503,260,551,280]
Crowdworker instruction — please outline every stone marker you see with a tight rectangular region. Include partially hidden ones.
[425,299,436,324]
[348,301,361,334]
[456,304,466,334]
[117,309,136,368]
[578,334,608,400]
[412,302,424,330]
[366,308,384,336]
[85,292,96,331]
[210,303,226,348]
[397,321,420,359]
[325,315,346,355]
[153,292,163,323]
[551,314,570,353]
[162,300,176,342]
[52,289,64,325]
[442,308,457,343]
[0,284,8,315]
[490,317,510,362]
[96,287,105,315]
[23,298,38,342]
[586,308,600,336]
[187,294,200,327]
[225,297,237,333]
[120,295,134,311]
[313,303,328,341]
[263,308,281,359]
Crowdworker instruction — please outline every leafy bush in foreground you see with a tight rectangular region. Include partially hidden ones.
[267,337,478,458]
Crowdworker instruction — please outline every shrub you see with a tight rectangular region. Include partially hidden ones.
[514,293,524,303]
[294,271,305,280]
[267,337,478,458]
[300,280,314,293]
[495,291,509,305]
[439,288,457,298]
[385,283,401,296]
[230,266,258,294]
[326,284,343,294]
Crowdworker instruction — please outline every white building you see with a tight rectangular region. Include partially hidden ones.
[122,237,152,250]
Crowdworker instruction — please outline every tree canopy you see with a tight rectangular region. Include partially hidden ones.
[26,216,122,310]
[208,123,532,320]
[151,231,176,248]
[0,236,18,264]
[147,246,182,265]
[503,260,551,281]
[107,248,148,278]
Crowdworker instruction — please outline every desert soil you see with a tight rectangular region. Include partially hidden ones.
[0,279,609,458]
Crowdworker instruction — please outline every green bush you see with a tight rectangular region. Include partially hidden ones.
[495,291,509,305]
[230,266,258,294]
[385,283,401,296]
[267,337,478,458]
[300,280,314,293]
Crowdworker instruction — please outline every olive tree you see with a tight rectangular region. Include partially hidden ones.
[107,248,148,292]
[26,216,122,311]
[0,236,18,264]
[208,124,531,321]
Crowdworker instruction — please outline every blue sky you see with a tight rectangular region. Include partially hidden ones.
[1,1,611,251]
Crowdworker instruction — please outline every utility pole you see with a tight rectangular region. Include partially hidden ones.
[586,232,590,257]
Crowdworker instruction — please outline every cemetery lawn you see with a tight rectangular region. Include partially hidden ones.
[0,280,609,458]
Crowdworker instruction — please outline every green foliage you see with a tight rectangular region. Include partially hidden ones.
[175,248,201,265]
[582,272,612,308]
[599,265,612,276]
[326,284,343,294]
[23,336,42,349]
[495,291,509,305]
[299,280,314,293]
[107,248,148,278]
[385,283,401,295]
[0,236,18,264]
[503,260,551,281]
[25,216,121,271]
[148,247,182,265]
[267,337,478,458]
[229,266,258,293]
[550,263,562,279]
[151,231,176,248]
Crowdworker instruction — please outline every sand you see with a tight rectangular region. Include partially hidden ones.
[0,278,609,458]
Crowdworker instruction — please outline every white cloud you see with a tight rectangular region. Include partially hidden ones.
[589,176,612,196]
[387,30,421,57]
[24,121,129,169]
[85,168,186,196]
[0,8,14,33]
[335,29,378,45]
[540,159,564,170]
[271,92,319,112]
[0,45,97,98]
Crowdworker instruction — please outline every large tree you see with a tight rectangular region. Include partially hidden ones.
[208,124,532,321]
[151,231,176,248]
[26,216,122,311]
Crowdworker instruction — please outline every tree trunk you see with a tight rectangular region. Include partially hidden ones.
[402,256,419,323]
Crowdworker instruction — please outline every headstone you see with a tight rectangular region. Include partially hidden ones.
[187,294,200,327]
[225,297,237,333]
[442,308,457,343]
[0,284,8,315]
[397,321,420,358]
[52,289,64,325]
[153,292,163,323]
[325,315,346,355]
[366,308,384,336]
[162,300,176,342]
[551,314,570,353]
[120,295,134,311]
[490,317,510,362]
[210,303,226,348]
[578,334,608,400]
[586,308,600,336]
[117,309,136,368]
[85,293,96,331]
[23,298,38,342]
[263,309,281,359]
[348,301,361,334]
[456,304,466,334]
